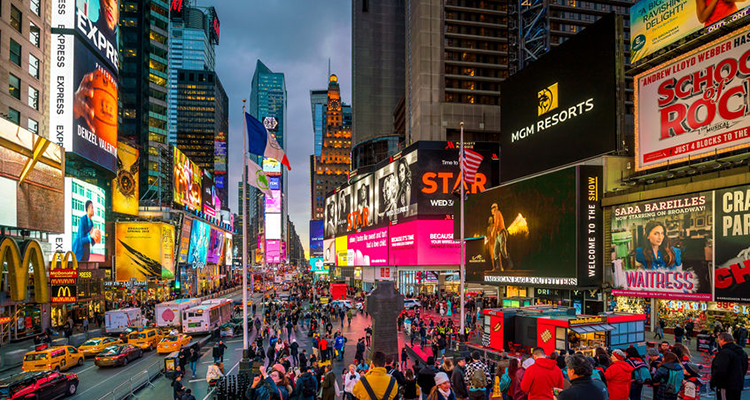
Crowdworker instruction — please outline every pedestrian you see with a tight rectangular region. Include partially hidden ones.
[464,351,491,400]
[624,346,649,400]
[671,344,702,400]
[213,340,227,363]
[189,347,199,377]
[83,317,89,332]
[290,340,299,366]
[405,369,421,400]
[295,365,318,400]
[674,324,684,344]
[267,343,276,367]
[206,361,224,384]
[322,365,337,400]
[520,347,564,400]
[604,349,633,400]
[335,333,347,361]
[172,374,186,400]
[451,356,469,400]
[300,349,309,370]
[431,372,456,400]
[685,320,695,344]
[652,352,683,400]
[504,358,520,400]
[656,319,665,340]
[402,347,410,371]
[344,364,361,400]
[365,326,372,347]
[710,332,748,400]
[352,351,398,400]
[355,338,365,361]
[556,354,607,400]
[418,356,439,400]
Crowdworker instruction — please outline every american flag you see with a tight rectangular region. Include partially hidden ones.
[461,147,484,184]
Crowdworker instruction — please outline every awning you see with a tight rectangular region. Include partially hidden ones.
[571,324,615,334]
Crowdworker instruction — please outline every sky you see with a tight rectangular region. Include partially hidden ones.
[213,0,352,257]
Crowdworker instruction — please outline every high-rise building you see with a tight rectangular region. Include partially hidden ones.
[1,0,48,137]
[119,0,171,207]
[236,181,263,265]
[310,89,327,158]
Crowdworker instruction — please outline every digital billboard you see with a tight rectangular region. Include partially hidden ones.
[351,175,374,231]
[50,35,118,173]
[224,234,233,266]
[266,213,282,240]
[324,194,337,239]
[207,228,225,264]
[51,0,119,72]
[112,142,139,215]
[310,220,324,257]
[115,223,175,281]
[0,119,64,233]
[173,147,202,211]
[262,158,282,174]
[630,0,750,63]
[715,185,750,302]
[323,238,336,265]
[310,257,327,274]
[499,15,617,182]
[635,26,750,171]
[374,149,418,225]
[335,236,348,266]
[269,176,281,190]
[389,220,461,266]
[49,178,106,262]
[187,219,210,266]
[177,216,193,264]
[267,239,280,264]
[201,171,220,218]
[347,227,389,266]
[265,190,282,213]
[462,167,602,287]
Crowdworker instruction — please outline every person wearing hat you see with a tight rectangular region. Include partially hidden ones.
[646,347,661,377]
[624,346,650,400]
[604,349,634,400]
[432,372,457,400]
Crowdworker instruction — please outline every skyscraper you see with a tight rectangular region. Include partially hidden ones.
[310,89,327,158]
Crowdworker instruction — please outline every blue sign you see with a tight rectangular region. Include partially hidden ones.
[188,219,210,266]
[309,220,323,257]
[269,176,280,190]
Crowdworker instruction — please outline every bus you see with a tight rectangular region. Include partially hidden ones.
[182,299,233,334]
[155,298,201,329]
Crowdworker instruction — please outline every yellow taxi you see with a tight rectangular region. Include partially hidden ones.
[125,328,164,351]
[78,337,123,357]
[22,346,84,372]
[156,334,192,354]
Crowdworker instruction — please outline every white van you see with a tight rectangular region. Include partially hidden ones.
[330,300,353,309]
[404,299,422,310]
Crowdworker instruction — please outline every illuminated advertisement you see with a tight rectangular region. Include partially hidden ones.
[267,239,280,264]
[335,236,348,266]
[50,178,106,263]
[0,119,64,233]
[51,0,119,72]
[462,166,602,287]
[177,216,193,264]
[262,158,281,174]
[323,238,336,265]
[115,223,175,281]
[187,219,210,266]
[50,35,118,172]
[630,0,750,63]
[635,27,750,171]
[265,190,282,213]
[310,220,324,257]
[324,194,337,239]
[224,234,233,266]
[214,131,227,173]
[207,228,225,264]
[374,149,418,225]
[389,220,461,266]
[201,171,220,218]
[112,142,139,215]
[269,176,280,190]
[310,257,327,274]
[266,213,281,240]
[350,175,374,231]
[347,227,389,266]
[173,147,202,211]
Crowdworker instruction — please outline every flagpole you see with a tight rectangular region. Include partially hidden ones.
[241,100,250,371]
[459,122,466,342]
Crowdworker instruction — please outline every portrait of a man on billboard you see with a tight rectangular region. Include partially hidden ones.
[73,200,102,262]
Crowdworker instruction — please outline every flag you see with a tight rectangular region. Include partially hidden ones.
[245,112,291,170]
[461,147,484,184]
[246,157,273,197]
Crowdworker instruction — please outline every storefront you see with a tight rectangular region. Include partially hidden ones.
[656,300,750,333]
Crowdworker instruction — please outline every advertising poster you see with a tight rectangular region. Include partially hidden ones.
[630,0,750,63]
[310,220,324,257]
[267,240,280,264]
[224,234,233,266]
[262,158,281,174]
[177,216,193,264]
[266,213,282,240]
[310,257,327,273]
[112,142,139,215]
[51,0,119,72]
[115,223,175,281]
[323,238,336,265]
[53,178,107,263]
[350,175,374,231]
[635,27,750,171]
[187,219,210,266]
[465,238,491,283]
[173,147,202,211]
[374,148,418,225]
[324,195,337,239]
[207,229,225,264]
[269,176,280,190]
[335,186,353,235]
[347,227,389,266]
[0,119,64,233]
[500,15,617,182]
[389,220,461,266]
[715,185,750,302]
[202,171,220,218]
[610,192,713,300]
[265,190,282,213]
[335,236,348,266]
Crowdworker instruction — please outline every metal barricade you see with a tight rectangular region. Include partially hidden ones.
[95,360,162,400]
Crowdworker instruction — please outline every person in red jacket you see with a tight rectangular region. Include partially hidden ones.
[520,348,563,400]
[604,349,634,400]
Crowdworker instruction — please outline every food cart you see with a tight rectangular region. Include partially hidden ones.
[482,306,647,356]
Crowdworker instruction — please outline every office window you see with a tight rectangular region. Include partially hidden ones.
[28,54,39,78]
[28,118,38,134]
[28,86,39,110]
[9,74,20,99]
[10,5,22,32]
[8,108,20,124]
[9,39,21,65]
[29,22,39,47]
[30,0,41,15]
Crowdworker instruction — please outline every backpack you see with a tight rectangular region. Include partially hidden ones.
[471,366,488,388]
[632,365,652,385]
[302,374,316,398]
[664,368,684,396]
[499,370,512,392]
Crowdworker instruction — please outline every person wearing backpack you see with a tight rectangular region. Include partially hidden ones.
[295,365,318,400]
[464,351,491,400]
[451,356,470,400]
[651,352,683,400]
[624,346,650,400]
[520,348,563,400]
[604,349,634,400]
[353,351,398,400]
[710,332,748,400]
[418,357,439,400]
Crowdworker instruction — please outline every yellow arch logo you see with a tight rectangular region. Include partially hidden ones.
[0,237,50,302]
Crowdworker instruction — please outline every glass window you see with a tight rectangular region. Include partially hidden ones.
[9,39,21,65]
[8,108,20,124]
[9,74,20,99]
[28,86,39,110]
[28,118,38,134]
[29,22,40,47]
[28,54,39,78]
[11,5,22,32]
[30,0,41,15]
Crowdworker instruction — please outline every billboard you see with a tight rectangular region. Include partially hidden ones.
[323,238,336,265]
[51,0,119,72]
[324,194,337,239]
[462,167,602,287]
[310,257,327,273]
[611,192,713,300]
[635,26,750,171]
[187,219,210,266]
[389,220,461,266]
[335,236,348,266]
[266,213,281,240]
[0,119,64,233]
[224,234,233,266]
[310,220,324,257]
[269,176,281,190]
[49,178,106,263]
[630,0,750,63]
[714,186,750,302]
[351,175,374,231]
[267,239,280,264]
[177,216,193,264]
[173,147,202,211]
[50,35,118,172]
[499,15,617,182]
[347,227,389,266]
[374,149,418,225]
[112,142,139,215]
[263,158,281,174]
[207,228,225,264]
[265,190,282,213]
[115,223,175,281]
[202,171,220,218]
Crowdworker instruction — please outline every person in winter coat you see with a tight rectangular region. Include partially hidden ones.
[451,356,470,400]
[604,349,634,400]
[671,344,702,400]
[511,357,532,400]
[206,362,224,384]
[624,346,649,400]
[293,366,318,400]
[213,340,227,363]
[557,354,606,400]
[418,357,439,400]
[504,358,521,400]
[429,372,457,400]
[710,332,749,400]
[651,352,682,400]
[520,348,563,400]
[344,364,361,400]
[321,365,337,400]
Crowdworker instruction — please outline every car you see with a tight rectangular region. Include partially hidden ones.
[330,300,353,309]
[0,371,78,399]
[354,302,364,311]
[78,337,123,357]
[157,334,192,354]
[94,344,143,367]
[404,299,422,310]
[22,346,83,373]
[125,328,163,351]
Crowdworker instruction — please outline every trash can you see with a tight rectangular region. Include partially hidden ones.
[164,351,179,379]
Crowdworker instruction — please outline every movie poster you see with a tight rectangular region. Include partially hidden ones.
[324,195,337,239]
[309,220,324,257]
[112,142,139,215]
[207,228,225,265]
[610,192,713,300]
[173,147,202,211]
[715,186,750,302]
[336,186,353,236]
[115,223,174,281]
[373,149,418,225]
[351,175,374,231]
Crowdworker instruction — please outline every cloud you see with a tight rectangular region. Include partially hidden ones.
[214,0,352,257]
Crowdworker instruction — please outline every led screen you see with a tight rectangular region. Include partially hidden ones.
[265,213,281,240]
[187,219,210,266]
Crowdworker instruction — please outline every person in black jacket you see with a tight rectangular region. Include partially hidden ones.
[213,340,227,363]
[558,354,607,400]
[172,374,186,400]
[451,356,469,400]
[711,332,749,400]
[417,356,438,400]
